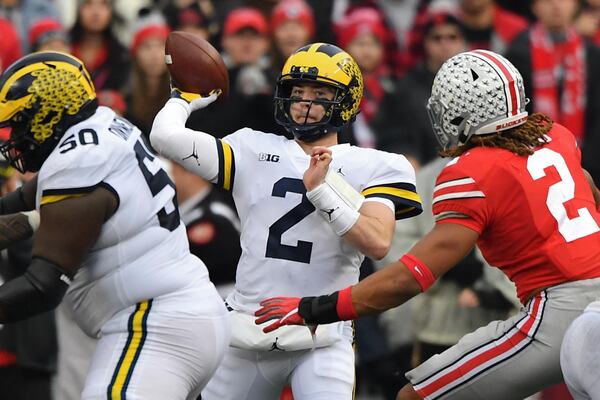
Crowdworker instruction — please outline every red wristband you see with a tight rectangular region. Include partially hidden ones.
[401,253,436,292]
[336,286,359,320]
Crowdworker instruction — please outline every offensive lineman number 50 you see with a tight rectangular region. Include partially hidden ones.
[527,148,600,242]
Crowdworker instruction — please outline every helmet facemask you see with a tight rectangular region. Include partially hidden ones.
[275,78,347,142]
[274,43,363,142]
[427,96,474,150]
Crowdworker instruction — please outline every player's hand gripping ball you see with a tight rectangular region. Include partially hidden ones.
[165,31,229,100]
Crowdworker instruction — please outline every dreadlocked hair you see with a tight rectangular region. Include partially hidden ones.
[440,113,554,158]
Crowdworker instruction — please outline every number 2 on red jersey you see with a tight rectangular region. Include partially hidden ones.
[527,148,600,242]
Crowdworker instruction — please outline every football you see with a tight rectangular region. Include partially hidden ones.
[165,31,229,99]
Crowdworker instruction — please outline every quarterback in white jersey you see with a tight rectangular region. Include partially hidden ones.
[0,52,229,399]
[151,43,422,399]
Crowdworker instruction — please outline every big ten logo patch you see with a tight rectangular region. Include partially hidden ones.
[258,153,280,163]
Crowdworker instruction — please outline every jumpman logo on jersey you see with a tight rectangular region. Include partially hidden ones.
[321,207,340,221]
[182,142,201,166]
[269,337,285,352]
[337,166,345,176]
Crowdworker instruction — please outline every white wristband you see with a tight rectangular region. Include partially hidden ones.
[306,179,362,236]
[20,210,40,232]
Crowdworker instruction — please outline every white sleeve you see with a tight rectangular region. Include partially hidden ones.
[361,151,423,220]
[150,99,220,182]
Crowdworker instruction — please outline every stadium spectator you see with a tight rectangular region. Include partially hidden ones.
[28,18,70,53]
[221,7,271,71]
[0,17,21,72]
[574,0,600,46]
[458,0,528,53]
[337,7,393,149]
[506,0,600,184]
[270,0,315,73]
[162,1,218,42]
[375,12,467,166]
[496,0,535,20]
[124,12,170,138]
[342,3,405,78]
[0,0,61,53]
[96,89,127,116]
[393,0,444,76]
[69,0,130,91]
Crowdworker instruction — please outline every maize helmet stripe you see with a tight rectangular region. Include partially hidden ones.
[471,50,519,117]
[280,43,353,86]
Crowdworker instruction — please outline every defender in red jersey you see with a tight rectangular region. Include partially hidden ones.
[255,50,600,400]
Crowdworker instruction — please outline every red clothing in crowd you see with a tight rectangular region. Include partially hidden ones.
[0,18,22,72]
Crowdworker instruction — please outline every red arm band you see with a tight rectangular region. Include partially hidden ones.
[336,286,359,320]
[400,253,436,292]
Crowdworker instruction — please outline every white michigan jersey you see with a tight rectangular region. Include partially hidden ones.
[216,129,422,313]
[36,106,211,337]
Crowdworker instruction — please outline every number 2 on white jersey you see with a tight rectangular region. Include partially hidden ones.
[527,148,599,242]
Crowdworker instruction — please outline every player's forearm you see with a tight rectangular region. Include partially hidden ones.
[351,260,422,314]
[305,174,394,258]
[150,99,220,181]
[297,262,421,324]
[0,211,38,250]
[342,214,392,260]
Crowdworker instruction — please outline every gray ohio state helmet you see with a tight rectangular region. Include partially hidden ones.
[427,49,529,150]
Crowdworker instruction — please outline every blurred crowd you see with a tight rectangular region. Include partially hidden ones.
[1,0,599,399]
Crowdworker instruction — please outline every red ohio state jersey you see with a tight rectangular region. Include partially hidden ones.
[433,123,600,303]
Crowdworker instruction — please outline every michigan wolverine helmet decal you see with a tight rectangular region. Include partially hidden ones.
[274,43,363,141]
[427,49,529,150]
[0,52,97,172]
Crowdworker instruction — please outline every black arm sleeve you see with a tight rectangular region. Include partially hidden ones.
[0,187,29,215]
[0,257,71,323]
[0,176,37,214]
[299,292,341,325]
